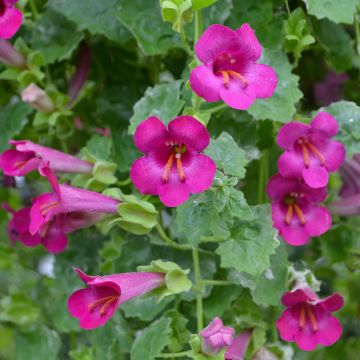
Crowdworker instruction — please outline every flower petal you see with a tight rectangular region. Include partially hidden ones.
[0,149,40,176]
[278,150,304,179]
[245,63,277,98]
[42,224,68,253]
[281,289,311,307]
[168,116,211,152]
[303,166,329,188]
[0,7,22,39]
[276,308,299,342]
[195,24,239,65]
[266,174,298,201]
[324,141,346,172]
[134,116,169,153]
[276,122,310,150]
[280,225,310,246]
[304,206,332,237]
[158,176,191,207]
[294,326,318,351]
[235,23,262,61]
[320,293,344,312]
[189,65,222,102]
[316,315,342,347]
[220,80,256,110]
[310,112,339,137]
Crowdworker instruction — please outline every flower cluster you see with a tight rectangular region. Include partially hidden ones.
[267,112,345,245]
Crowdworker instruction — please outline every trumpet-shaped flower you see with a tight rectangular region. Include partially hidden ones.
[0,0,22,39]
[130,116,216,207]
[277,112,345,188]
[0,140,93,176]
[68,268,165,329]
[189,24,277,110]
[276,287,344,351]
[200,317,234,356]
[266,174,331,246]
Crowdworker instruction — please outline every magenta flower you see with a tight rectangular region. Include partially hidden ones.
[130,116,216,207]
[225,330,252,360]
[276,287,344,351]
[189,24,277,110]
[29,165,119,237]
[277,112,346,188]
[68,268,165,329]
[200,317,234,356]
[0,140,93,176]
[0,0,22,39]
[266,174,331,246]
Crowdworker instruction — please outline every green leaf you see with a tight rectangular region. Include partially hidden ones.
[205,132,248,178]
[192,0,218,10]
[302,0,358,24]
[216,205,279,277]
[160,0,193,32]
[69,347,95,360]
[128,80,185,134]
[14,326,61,360]
[0,102,32,152]
[318,101,360,157]
[49,0,132,43]
[31,8,83,64]
[130,317,172,360]
[117,0,181,55]
[247,49,303,123]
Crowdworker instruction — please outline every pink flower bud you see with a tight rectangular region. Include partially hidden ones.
[21,83,55,112]
[0,39,26,68]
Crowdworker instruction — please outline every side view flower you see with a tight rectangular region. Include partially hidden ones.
[130,115,216,207]
[0,0,22,39]
[276,287,344,351]
[277,112,346,188]
[0,139,93,176]
[266,174,331,246]
[68,268,166,329]
[225,330,252,360]
[190,23,277,110]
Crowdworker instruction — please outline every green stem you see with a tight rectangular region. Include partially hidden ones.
[202,103,228,114]
[354,12,360,55]
[60,139,69,153]
[156,350,192,358]
[284,0,291,15]
[201,280,233,286]
[192,247,203,332]
[257,150,269,204]
[155,224,192,251]
[180,30,193,56]
[28,0,39,20]
[117,178,131,187]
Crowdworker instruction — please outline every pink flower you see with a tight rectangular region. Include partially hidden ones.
[29,165,119,237]
[21,83,55,112]
[189,24,277,110]
[0,140,93,176]
[225,330,252,360]
[200,317,235,356]
[277,112,346,189]
[266,174,331,246]
[130,116,216,207]
[276,287,344,351]
[68,268,165,329]
[0,0,22,39]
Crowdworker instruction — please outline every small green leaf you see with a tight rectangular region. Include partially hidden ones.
[92,161,117,185]
[192,0,218,10]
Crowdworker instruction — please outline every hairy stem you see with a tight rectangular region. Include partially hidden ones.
[156,224,192,251]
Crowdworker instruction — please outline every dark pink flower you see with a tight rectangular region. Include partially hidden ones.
[225,330,252,360]
[277,112,346,188]
[276,287,344,351]
[0,39,26,68]
[68,268,165,329]
[29,165,119,237]
[0,140,93,176]
[130,116,216,207]
[0,0,22,39]
[200,317,234,356]
[189,24,277,110]
[266,174,331,246]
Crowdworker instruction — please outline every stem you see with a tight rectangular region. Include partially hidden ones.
[155,224,192,251]
[192,247,203,332]
[180,30,192,56]
[29,0,39,20]
[156,350,193,358]
[202,103,228,114]
[354,12,360,55]
[257,150,269,204]
[201,280,233,286]
[117,178,131,187]
[284,0,291,15]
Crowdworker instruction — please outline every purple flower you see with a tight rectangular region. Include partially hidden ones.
[130,116,216,207]
[29,165,119,238]
[0,140,93,176]
[0,39,26,68]
[276,287,344,351]
[277,112,346,188]
[266,174,331,246]
[189,24,277,110]
[200,317,235,356]
[225,330,252,360]
[68,268,165,330]
[0,0,22,39]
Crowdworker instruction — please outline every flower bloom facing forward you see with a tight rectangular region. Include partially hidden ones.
[277,112,346,188]
[266,174,331,246]
[68,268,165,329]
[200,317,234,356]
[0,0,22,39]
[0,140,93,176]
[130,116,216,207]
[189,24,277,110]
[29,166,119,240]
[276,287,344,351]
